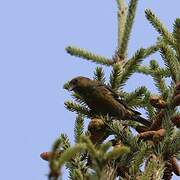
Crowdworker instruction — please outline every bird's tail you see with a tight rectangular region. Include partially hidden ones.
[132,115,151,127]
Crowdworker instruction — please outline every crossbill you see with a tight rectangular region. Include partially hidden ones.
[68,76,151,127]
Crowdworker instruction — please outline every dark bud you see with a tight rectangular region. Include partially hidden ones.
[48,171,60,179]
[116,164,129,178]
[40,151,62,161]
[40,152,50,161]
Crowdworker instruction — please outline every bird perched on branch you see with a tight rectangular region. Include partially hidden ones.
[69,76,151,127]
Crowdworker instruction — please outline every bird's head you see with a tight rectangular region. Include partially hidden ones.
[69,76,92,91]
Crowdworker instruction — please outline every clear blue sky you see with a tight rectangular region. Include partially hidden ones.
[0,0,179,179]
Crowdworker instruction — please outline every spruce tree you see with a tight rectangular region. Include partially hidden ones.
[41,1,180,179]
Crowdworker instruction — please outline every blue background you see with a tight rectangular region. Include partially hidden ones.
[0,0,179,179]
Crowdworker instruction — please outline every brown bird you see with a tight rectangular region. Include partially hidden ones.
[69,76,151,127]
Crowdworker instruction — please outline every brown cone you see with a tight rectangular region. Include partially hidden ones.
[171,115,180,128]
[176,82,180,90]
[153,129,166,143]
[163,160,173,180]
[135,125,149,133]
[88,118,105,132]
[138,130,156,140]
[116,164,129,178]
[170,157,180,176]
[173,94,180,106]
[149,96,166,109]
[88,118,108,144]
[149,110,164,130]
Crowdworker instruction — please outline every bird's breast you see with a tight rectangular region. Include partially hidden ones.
[83,89,126,118]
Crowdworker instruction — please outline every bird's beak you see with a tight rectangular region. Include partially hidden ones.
[68,85,75,91]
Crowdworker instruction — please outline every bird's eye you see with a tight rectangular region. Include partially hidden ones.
[72,79,78,85]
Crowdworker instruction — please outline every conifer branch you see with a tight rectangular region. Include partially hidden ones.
[55,143,86,177]
[116,0,127,49]
[106,146,130,160]
[99,142,112,153]
[80,136,98,158]
[145,9,175,47]
[173,18,180,59]
[141,158,165,180]
[136,65,151,75]
[59,134,71,151]
[109,64,123,90]
[117,0,139,60]
[137,66,170,77]
[72,93,87,106]
[143,91,156,119]
[99,163,117,180]
[169,131,180,156]
[129,143,149,176]
[64,101,91,117]
[119,48,145,87]
[105,120,139,150]
[93,67,106,83]
[149,60,169,99]
[48,134,71,180]
[66,46,113,66]
[125,86,147,105]
[74,115,84,143]
[46,2,180,180]
[143,43,161,59]
[160,44,180,82]
[63,81,71,90]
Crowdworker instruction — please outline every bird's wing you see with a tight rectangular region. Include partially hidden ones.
[98,84,141,115]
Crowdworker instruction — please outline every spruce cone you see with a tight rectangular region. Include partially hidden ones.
[173,82,180,106]
[116,164,129,178]
[176,82,180,90]
[173,94,180,107]
[138,130,156,140]
[174,81,180,96]
[163,160,173,180]
[153,129,166,143]
[135,125,149,133]
[138,129,165,142]
[149,95,166,108]
[170,157,180,176]
[171,115,180,128]
[88,118,108,144]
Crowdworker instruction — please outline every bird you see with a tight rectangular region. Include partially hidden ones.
[68,76,151,127]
